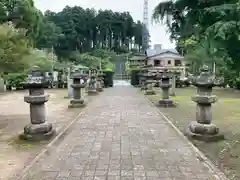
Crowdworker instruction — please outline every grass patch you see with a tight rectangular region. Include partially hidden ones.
[145,87,240,180]
[7,135,47,150]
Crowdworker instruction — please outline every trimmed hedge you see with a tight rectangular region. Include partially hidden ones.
[130,68,142,86]
[5,72,28,90]
[103,70,114,87]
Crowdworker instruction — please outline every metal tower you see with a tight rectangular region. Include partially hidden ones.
[142,0,149,52]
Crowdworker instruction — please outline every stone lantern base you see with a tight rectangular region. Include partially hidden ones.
[68,99,86,108]
[19,122,56,141]
[158,99,176,108]
[169,91,176,96]
[88,89,98,95]
[185,121,224,141]
[140,86,147,91]
[144,89,156,95]
[96,87,103,92]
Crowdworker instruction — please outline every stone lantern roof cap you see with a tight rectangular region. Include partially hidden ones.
[194,65,215,87]
[71,72,88,79]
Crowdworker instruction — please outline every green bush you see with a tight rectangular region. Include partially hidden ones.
[5,73,28,90]
[234,77,240,89]
[130,68,142,86]
[103,70,114,87]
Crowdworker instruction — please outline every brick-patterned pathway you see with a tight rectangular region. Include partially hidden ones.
[21,86,223,180]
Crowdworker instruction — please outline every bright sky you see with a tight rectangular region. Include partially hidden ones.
[34,0,175,49]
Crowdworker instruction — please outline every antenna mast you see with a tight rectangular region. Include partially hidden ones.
[142,0,149,52]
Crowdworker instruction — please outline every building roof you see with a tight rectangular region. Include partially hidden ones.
[146,48,183,59]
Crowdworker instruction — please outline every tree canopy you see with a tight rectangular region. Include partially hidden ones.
[0,1,147,73]
[152,0,240,81]
[42,7,145,58]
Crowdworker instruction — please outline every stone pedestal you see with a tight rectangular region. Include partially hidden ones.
[64,68,73,98]
[20,67,55,141]
[68,73,87,108]
[140,78,146,90]
[96,72,104,92]
[144,71,156,95]
[99,71,105,89]
[170,75,176,96]
[185,65,224,141]
[139,70,148,91]
[158,70,176,107]
[137,72,143,88]
[88,70,98,95]
[145,82,155,95]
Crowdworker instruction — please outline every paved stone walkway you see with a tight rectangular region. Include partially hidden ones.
[21,87,223,180]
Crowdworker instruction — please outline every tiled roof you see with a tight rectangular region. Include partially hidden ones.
[146,48,183,58]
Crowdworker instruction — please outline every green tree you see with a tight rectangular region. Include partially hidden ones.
[0,23,30,72]
[44,6,146,57]
[152,0,239,76]
[0,0,44,45]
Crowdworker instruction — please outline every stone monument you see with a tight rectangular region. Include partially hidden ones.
[96,71,104,92]
[185,65,224,141]
[170,75,176,96]
[158,69,176,107]
[138,71,143,88]
[20,66,55,141]
[144,70,156,95]
[68,72,88,108]
[65,67,73,98]
[99,71,105,88]
[88,69,98,95]
[139,69,148,91]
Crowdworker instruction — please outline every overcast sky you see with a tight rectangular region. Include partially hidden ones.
[34,0,175,49]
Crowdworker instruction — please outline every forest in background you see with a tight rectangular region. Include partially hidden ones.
[0,0,147,74]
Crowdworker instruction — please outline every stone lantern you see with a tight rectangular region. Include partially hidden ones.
[158,69,176,107]
[99,70,105,88]
[20,66,55,141]
[138,71,143,88]
[185,65,224,141]
[154,70,162,85]
[140,69,148,91]
[96,71,104,92]
[88,69,98,95]
[68,72,88,108]
[144,70,156,95]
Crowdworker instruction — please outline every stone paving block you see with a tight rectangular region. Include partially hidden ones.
[81,176,94,180]
[95,170,108,176]
[67,176,81,180]
[41,171,59,179]
[107,175,120,180]
[94,175,107,180]
[120,176,134,180]
[108,169,120,176]
[158,170,172,178]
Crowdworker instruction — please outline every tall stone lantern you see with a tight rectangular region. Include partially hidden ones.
[185,65,224,141]
[144,70,156,95]
[158,69,176,107]
[68,72,88,108]
[20,66,55,141]
[140,69,148,91]
[96,71,104,92]
[138,71,143,88]
[88,69,98,95]
[99,70,105,88]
